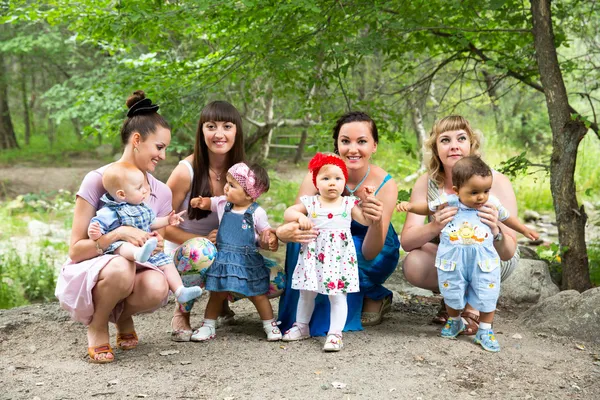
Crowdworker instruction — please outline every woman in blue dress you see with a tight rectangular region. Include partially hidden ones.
[276,111,401,336]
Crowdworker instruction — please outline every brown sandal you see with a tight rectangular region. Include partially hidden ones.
[88,343,115,364]
[116,331,138,350]
[459,311,480,336]
[431,299,448,325]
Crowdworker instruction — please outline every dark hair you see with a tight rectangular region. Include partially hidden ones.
[452,156,492,189]
[188,101,246,220]
[249,163,270,195]
[120,90,170,145]
[332,111,379,154]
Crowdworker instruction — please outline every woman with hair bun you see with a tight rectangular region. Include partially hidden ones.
[55,90,174,363]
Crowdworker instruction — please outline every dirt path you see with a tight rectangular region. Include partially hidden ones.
[1,295,599,399]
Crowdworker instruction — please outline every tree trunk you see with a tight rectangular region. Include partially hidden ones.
[260,85,274,160]
[0,52,18,150]
[531,0,591,291]
[482,70,504,134]
[20,55,31,145]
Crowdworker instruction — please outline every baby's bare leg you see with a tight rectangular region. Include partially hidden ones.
[160,263,203,303]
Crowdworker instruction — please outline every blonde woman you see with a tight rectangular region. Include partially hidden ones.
[400,115,520,334]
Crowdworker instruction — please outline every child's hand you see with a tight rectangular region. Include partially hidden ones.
[88,222,103,241]
[168,210,186,226]
[297,215,314,231]
[190,197,204,208]
[524,227,540,241]
[268,231,279,252]
[363,186,376,196]
[396,201,412,213]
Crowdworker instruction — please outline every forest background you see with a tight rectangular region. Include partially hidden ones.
[0,0,599,309]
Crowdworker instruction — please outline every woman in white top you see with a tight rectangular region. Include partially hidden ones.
[165,101,245,341]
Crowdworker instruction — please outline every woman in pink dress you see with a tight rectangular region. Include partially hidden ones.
[55,90,174,363]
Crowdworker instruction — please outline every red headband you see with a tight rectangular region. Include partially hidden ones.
[308,153,348,188]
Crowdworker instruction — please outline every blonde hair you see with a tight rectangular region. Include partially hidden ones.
[102,162,143,198]
[424,115,483,186]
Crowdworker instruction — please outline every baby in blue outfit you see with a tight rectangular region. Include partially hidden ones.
[397,156,538,352]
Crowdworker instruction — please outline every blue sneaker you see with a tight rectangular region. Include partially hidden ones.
[440,318,465,339]
[474,328,501,352]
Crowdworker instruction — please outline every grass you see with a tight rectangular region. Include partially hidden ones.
[0,246,59,309]
[0,129,116,167]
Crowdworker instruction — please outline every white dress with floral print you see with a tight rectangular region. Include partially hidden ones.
[291,195,359,294]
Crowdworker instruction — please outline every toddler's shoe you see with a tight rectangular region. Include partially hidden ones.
[473,328,501,352]
[281,323,310,342]
[323,333,343,352]
[190,322,216,342]
[440,318,465,339]
[264,321,282,341]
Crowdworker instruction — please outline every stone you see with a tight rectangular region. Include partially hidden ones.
[27,220,52,237]
[520,288,600,343]
[523,210,541,222]
[500,259,559,304]
[518,246,539,260]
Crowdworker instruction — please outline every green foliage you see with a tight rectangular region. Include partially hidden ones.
[0,247,58,309]
[537,241,600,287]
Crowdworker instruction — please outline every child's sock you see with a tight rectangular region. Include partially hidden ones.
[262,318,276,329]
[134,237,157,263]
[479,322,492,330]
[203,319,216,329]
[174,285,203,304]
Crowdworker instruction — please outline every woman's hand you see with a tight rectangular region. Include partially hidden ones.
[477,204,500,236]
[431,204,458,230]
[149,231,164,254]
[207,229,218,244]
[115,226,150,247]
[361,195,384,223]
[276,222,318,244]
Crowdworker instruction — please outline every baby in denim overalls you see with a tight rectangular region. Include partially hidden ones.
[397,156,538,352]
[188,162,280,342]
[88,162,203,305]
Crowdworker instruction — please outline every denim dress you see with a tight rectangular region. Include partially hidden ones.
[93,194,171,267]
[205,202,270,297]
[434,194,507,313]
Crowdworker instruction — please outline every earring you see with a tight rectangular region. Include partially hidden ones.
[134,147,139,153]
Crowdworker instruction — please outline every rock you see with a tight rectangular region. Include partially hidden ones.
[523,210,541,222]
[500,259,559,304]
[518,246,539,260]
[95,144,114,158]
[387,259,435,297]
[28,220,52,237]
[520,288,600,343]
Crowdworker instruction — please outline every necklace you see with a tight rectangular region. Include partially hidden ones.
[345,165,370,195]
[209,167,224,181]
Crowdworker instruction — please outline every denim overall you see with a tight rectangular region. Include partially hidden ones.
[436,198,501,313]
[204,202,270,297]
[98,194,171,267]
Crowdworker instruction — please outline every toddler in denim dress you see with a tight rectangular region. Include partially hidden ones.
[188,162,280,342]
[88,162,203,305]
[397,156,538,352]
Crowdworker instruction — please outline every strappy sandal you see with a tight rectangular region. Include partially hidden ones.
[116,331,138,350]
[361,295,392,327]
[88,343,115,364]
[431,299,448,325]
[171,315,192,342]
[459,311,480,336]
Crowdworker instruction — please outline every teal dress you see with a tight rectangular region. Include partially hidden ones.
[278,174,400,336]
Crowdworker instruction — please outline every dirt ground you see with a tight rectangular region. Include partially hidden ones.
[0,294,599,400]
